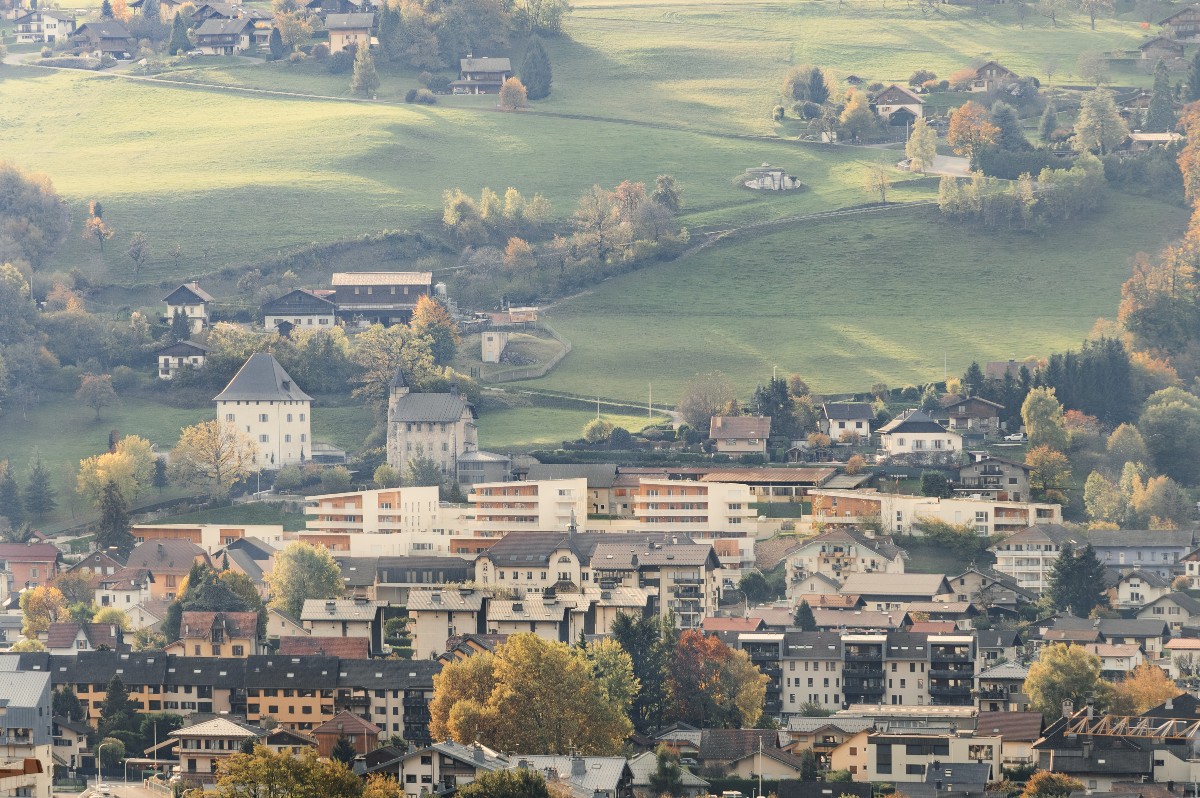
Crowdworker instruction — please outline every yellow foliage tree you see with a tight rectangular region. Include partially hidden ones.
[170,420,257,500]
[1108,662,1180,715]
[77,435,158,506]
[19,585,66,637]
[947,101,999,159]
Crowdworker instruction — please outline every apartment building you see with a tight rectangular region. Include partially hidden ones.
[469,478,588,536]
[0,671,53,798]
[408,588,487,659]
[300,599,384,655]
[590,539,722,629]
[990,524,1084,595]
[784,529,906,592]
[170,716,266,784]
[864,731,1000,783]
[811,491,1061,536]
[131,523,288,553]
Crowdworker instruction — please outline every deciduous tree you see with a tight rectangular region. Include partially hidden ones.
[498,76,528,110]
[1021,771,1084,798]
[1106,423,1149,469]
[267,541,343,618]
[76,374,118,420]
[82,202,113,252]
[678,372,735,430]
[1024,643,1104,722]
[1026,446,1071,497]
[126,232,150,278]
[1077,0,1111,29]
[839,89,876,142]
[349,324,436,407]
[1073,89,1128,155]
[905,117,937,173]
[1022,387,1068,452]
[20,585,66,637]
[865,164,890,203]
[410,295,461,365]
[948,101,999,159]
[459,769,549,798]
[1139,387,1200,485]
[670,629,767,728]
[214,746,361,798]
[1108,662,1180,714]
[170,420,257,500]
[78,435,159,508]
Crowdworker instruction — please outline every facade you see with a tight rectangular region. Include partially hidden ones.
[481,330,509,363]
[156,340,209,380]
[325,12,373,51]
[165,611,261,658]
[300,598,384,654]
[0,543,62,592]
[71,20,133,55]
[305,485,444,538]
[194,17,253,53]
[13,9,75,42]
[708,415,771,456]
[214,352,313,468]
[386,371,477,476]
[312,711,380,758]
[261,288,338,331]
[456,449,512,488]
[810,491,1061,536]
[872,83,925,123]
[451,56,512,94]
[1137,592,1200,633]
[1114,569,1171,609]
[970,61,1019,92]
[162,282,214,335]
[0,671,53,798]
[408,588,487,659]
[398,740,508,798]
[628,478,755,536]
[876,409,962,464]
[469,478,587,536]
[125,539,211,601]
[990,524,1082,595]
[1160,6,1200,38]
[863,732,998,783]
[591,539,722,629]
[956,456,1030,502]
[170,717,266,783]
[330,272,432,326]
[784,528,905,590]
[1086,528,1194,578]
[819,402,874,442]
[939,396,1003,434]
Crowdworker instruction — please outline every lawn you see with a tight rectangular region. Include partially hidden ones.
[525,193,1190,401]
[153,501,310,530]
[478,405,671,451]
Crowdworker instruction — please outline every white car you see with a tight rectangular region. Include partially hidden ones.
[1003,432,1026,442]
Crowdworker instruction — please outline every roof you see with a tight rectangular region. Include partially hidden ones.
[195,17,252,34]
[976,628,1023,648]
[976,711,1043,741]
[839,572,951,598]
[324,11,374,27]
[331,271,432,286]
[873,83,926,105]
[389,392,472,423]
[126,539,208,571]
[822,402,874,421]
[213,352,312,402]
[1087,529,1194,548]
[1098,618,1169,638]
[698,729,785,762]
[179,611,258,639]
[409,740,507,771]
[907,621,958,633]
[460,56,512,72]
[0,543,63,562]
[312,710,381,737]
[156,340,209,357]
[488,597,567,622]
[0,670,49,709]
[1118,569,1171,588]
[996,523,1082,547]
[700,468,835,485]
[408,588,485,612]
[301,599,381,621]
[261,289,338,315]
[924,762,991,789]
[627,751,709,788]
[45,622,120,650]
[172,716,266,740]
[591,540,718,570]
[824,474,874,489]
[978,661,1029,680]
[515,756,630,794]
[793,528,905,561]
[1165,637,1200,650]
[877,408,955,436]
[940,395,1004,411]
[974,60,1018,77]
[709,415,771,439]
[702,617,766,634]
[1084,642,1143,658]
[162,282,213,304]
[786,716,875,734]
[812,608,906,629]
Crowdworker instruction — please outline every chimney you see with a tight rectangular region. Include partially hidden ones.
[473,743,484,763]
[1062,699,1074,719]
[571,756,586,777]
[1167,696,1175,711]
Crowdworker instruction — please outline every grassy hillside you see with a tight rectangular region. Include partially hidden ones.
[529,195,1190,399]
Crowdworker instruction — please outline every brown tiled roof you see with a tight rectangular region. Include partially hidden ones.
[179,611,259,639]
[312,710,381,737]
[126,540,209,572]
[907,621,957,633]
[46,622,121,650]
[702,617,766,633]
[278,636,369,658]
[976,711,1044,742]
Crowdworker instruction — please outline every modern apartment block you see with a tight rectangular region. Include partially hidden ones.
[810,490,1061,536]
[0,670,53,798]
[469,479,588,536]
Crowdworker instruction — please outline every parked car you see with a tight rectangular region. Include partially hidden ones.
[1003,432,1026,442]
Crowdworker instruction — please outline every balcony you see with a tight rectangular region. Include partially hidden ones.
[845,651,884,662]
[929,667,974,678]
[403,697,429,708]
[337,695,370,707]
[843,664,884,678]
[674,576,704,585]
[977,687,1010,700]
[843,683,884,697]
[929,683,973,696]
[930,653,972,663]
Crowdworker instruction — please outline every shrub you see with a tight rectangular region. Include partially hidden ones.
[414,88,436,104]
[287,50,305,63]
[974,148,1071,180]
[797,100,822,119]
[320,465,352,493]
[909,68,936,86]
[327,47,354,74]
[427,74,451,93]
[40,56,102,70]
[772,105,785,121]
[40,47,52,58]
[922,79,942,93]
[404,88,418,102]
[311,42,329,60]
[865,81,884,94]
[274,466,304,492]
[418,70,432,86]
[110,365,139,391]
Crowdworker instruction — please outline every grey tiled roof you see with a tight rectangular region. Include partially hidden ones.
[388,392,472,423]
[513,756,630,793]
[526,463,618,488]
[408,588,485,612]
[301,598,382,621]
[213,352,311,402]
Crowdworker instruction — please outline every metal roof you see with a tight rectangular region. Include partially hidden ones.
[213,352,312,402]
[388,392,472,423]
[301,598,382,621]
[331,271,432,286]
[514,756,629,793]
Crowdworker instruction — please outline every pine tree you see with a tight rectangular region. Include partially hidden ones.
[23,455,56,521]
[1145,60,1177,133]
[153,458,169,495]
[991,101,1030,150]
[96,481,134,556]
[0,468,23,530]
[807,66,829,105]
[1038,102,1057,143]
[794,600,816,631]
[168,11,190,55]
[962,362,985,395]
[1189,51,1200,102]
[378,6,403,63]
[331,734,357,764]
[1047,543,1109,617]
[100,0,113,17]
[350,42,380,97]
[170,309,191,342]
[268,27,286,60]
[520,35,552,100]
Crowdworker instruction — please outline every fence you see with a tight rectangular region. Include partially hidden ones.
[488,322,573,383]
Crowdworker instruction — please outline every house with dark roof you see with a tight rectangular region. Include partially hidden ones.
[194,17,253,53]
[1137,591,1200,633]
[396,740,508,793]
[161,281,214,335]
[697,729,787,773]
[969,61,1019,92]
[1139,36,1185,61]
[96,566,155,608]
[628,750,709,798]
[386,369,477,477]
[43,622,124,655]
[949,567,1035,617]
[937,395,1004,434]
[330,271,432,326]
[312,710,380,758]
[838,573,953,608]
[214,352,312,468]
[1159,6,1200,39]
[1086,528,1195,580]
[819,402,874,441]
[71,19,132,55]
[975,628,1023,664]
[957,456,1030,502]
[325,11,374,51]
[709,415,771,456]
[261,288,338,332]
[452,56,513,94]
[214,537,276,588]
[156,340,209,381]
[66,550,124,579]
[278,635,369,658]
[872,83,925,125]
[166,611,261,658]
[877,409,961,464]
[1115,569,1172,609]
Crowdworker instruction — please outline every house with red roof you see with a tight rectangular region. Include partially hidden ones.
[0,542,62,592]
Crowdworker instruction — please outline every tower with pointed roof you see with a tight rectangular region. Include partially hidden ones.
[386,366,477,476]
[214,353,312,468]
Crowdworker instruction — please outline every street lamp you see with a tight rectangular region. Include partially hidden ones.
[96,740,118,790]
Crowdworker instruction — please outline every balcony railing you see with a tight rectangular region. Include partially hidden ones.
[845,652,884,662]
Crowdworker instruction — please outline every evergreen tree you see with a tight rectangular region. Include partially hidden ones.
[520,35,552,100]
[797,748,819,781]
[141,0,159,22]
[1047,543,1109,617]
[1145,60,1177,133]
[100,0,113,17]
[1038,102,1057,143]
[53,687,84,721]
[331,735,357,764]
[807,66,829,105]
[96,480,134,556]
[268,27,286,60]
[377,6,403,63]
[0,469,23,530]
[1189,51,1200,103]
[794,599,816,631]
[351,42,380,96]
[153,458,168,495]
[99,674,136,739]
[169,310,191,342]
[962,361,985,395]
[23,455,57,520]
[168,11,190,55]
[991,101,1030,150]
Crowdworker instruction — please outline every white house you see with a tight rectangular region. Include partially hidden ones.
[260,288,338,332]
[871,83,925,124]
[386,369,478,477]
[1114,569,1171,610]
[156,340,209,380]
[876,409,961,462]
[164,282,214,335]
[214,352,312,469]
[13,9,75,42]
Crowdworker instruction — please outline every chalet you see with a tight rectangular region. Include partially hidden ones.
[819,402,874,441]
[71,20,132,57]
[13,9,75,43]
[984,359,1025,381]
[171,717,267,784]
[784,528,906,587]
[261,288,337,331]
[871,83,925,125]
[163,281,214,335]
[1125,131,1185,152]
[1160,6,1200,39]
[194,17,254,54]
[312,711,381,758]
[1139,36,1185,60]
[96,566,155,608]
[937,395,1003,433]
[876,409,961,463]
[1137,591,1200,632]
[166,611,261,658]
[156,340,208,380]
[1114,569,1171,609]
[970,61,1019,92]
[957,456,1030,502]
[708,415,771,456]
[838,572,954,608]
[949,567,1034,616]
[396,741,508,798]
[451,56,512,94]
[325,12,373,52]
[330,271,432,326]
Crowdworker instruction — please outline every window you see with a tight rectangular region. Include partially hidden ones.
[259,413,269,422]
[284,435,292,443]
[225,413,235,422]
[287,414,293,422]
[300,434,307,442]
[260,435,269,443]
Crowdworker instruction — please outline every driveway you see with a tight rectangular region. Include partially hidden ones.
[925,154,971,177]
